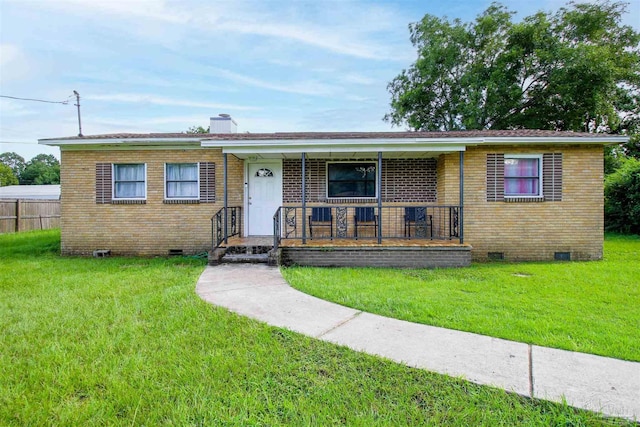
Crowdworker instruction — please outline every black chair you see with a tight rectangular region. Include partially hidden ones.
[354,207,377,239]
[308,207,333,239]
[404,207,433,239]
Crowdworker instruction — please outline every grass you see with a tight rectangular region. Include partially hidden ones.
[1,230,633,425]
[283,234,640,362]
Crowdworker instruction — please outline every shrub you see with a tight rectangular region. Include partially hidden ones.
[605,157,640,234]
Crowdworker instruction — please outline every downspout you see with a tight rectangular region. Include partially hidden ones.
[223,153,228,244]
[459,151,464,244]
[377,152,382,244]
[302,152,307,245]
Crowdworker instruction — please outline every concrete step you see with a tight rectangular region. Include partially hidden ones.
[221,253,270,264]
[225,245,272,255]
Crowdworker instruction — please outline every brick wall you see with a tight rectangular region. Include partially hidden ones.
[60,148,244,255]
[439,145,604,261]
[283,158,437,203]
[279,246,471,268]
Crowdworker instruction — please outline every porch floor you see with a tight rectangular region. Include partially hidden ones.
[221,236,469,249]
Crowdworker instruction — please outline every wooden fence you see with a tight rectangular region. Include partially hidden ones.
[0,199,61,233]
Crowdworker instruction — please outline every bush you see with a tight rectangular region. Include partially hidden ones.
[605,157,640,234]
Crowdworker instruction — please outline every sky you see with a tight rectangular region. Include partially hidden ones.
[1,0,639,161]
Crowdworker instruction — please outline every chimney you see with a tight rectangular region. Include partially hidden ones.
[210,114,237,134]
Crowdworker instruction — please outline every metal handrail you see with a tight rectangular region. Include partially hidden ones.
[211,206,242,250]
[273,207,282,250]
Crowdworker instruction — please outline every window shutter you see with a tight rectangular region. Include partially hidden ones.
[199,162,216,202]
[543,153,562,201]
[486,154,504,202]
[95,163,112,204]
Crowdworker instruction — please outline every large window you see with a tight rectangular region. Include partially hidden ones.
[327,162,376,198]
[166,163,198,199]
[504,155,541,197]
[113,164,146,199]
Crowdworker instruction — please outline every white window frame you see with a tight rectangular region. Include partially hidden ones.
[504,154,543,198]
[164,163,200,200]
[326,161,378,199]
[112,163,147,200]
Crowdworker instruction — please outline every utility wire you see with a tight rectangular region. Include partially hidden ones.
[0,94,72,105]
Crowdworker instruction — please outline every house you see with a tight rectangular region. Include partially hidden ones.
[39,115,627,267]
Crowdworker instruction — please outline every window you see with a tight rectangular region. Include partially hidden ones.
[113,164,146,199]
[504,155,542,197]
[255,168,274,177]
[327,162,376,198]
[166,163,198,199]
[487,153,562,202]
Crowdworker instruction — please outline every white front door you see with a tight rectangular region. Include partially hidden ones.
[247,161,282,236]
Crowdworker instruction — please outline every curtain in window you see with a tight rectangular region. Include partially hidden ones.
[114,164,145,198]
[166,163,198,198]
[504,158,539,196]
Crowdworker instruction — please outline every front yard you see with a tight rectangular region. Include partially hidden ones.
[0,230,632,425]
[283,234,640,361]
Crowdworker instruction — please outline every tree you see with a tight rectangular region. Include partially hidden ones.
[0,152,26,179]
[605,157,640,234]
[384,1,640,133]
[20,154,60,185]
[0,163,18,186]
[186,125,210,134]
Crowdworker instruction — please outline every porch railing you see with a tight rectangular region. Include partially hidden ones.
[273,207,282,250]
[273,205,462,244]
[211,206,242,250]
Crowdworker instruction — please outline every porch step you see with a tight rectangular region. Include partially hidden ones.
[225,245,272,255]
[221,253,270,264]
[211,244,275,265]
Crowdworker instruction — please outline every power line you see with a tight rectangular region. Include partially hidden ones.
[0,94,72,105]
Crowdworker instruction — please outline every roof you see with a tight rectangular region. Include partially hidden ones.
[0,185,61,200]
[39,129,628,159]
[39,129,624,142]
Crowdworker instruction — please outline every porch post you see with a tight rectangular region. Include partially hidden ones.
[223,153,228,244]
[459,150,464,244]
[301,152,307,244]
[377,151,382,244]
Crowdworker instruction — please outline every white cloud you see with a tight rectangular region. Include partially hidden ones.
[214,20,395,60]
[85,93,260,111]
[33,0,413,61]
[0,98,34,117]
[207,67,341,97]
[0,44,32,83]
[46,0,191,24]
[341,73,377,86]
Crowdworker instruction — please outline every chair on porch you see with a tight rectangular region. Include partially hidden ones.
[404,207,433,239]
[354,207,377,239]
[308,207,333,239]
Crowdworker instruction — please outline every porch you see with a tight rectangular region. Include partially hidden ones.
[208,137,468,267]
[211,204,471,268]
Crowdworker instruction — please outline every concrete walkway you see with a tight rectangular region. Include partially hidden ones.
[196,264,639,421]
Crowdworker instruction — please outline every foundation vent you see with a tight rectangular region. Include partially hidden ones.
[488,252,504,261]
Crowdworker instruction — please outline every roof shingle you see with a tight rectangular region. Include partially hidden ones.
[40,129,620,142]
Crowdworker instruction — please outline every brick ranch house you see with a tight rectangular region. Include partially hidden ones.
[39,115,627,268]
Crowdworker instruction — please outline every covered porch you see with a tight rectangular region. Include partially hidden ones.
[207,134,470,267]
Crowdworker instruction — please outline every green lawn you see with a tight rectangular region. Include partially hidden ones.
[0,230,631,425]
[283,234,640,362]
